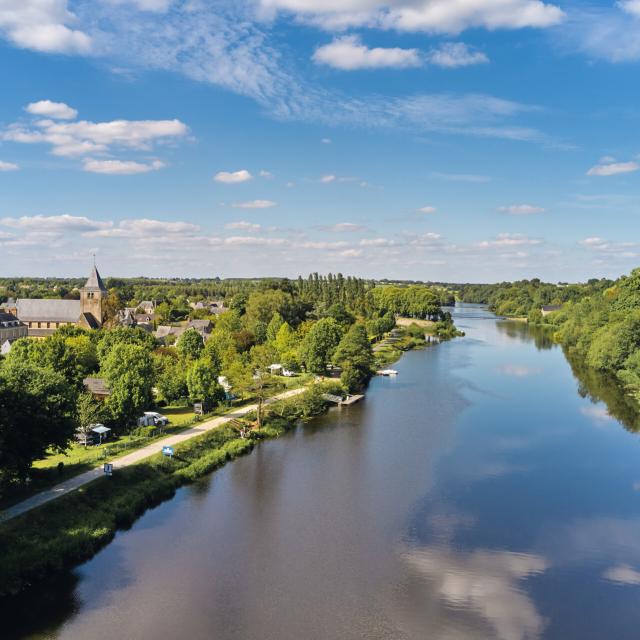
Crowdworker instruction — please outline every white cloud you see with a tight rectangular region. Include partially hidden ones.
[587,161,640,177]
[214,169,253,184]
[224,236,287,246]
[417,205,437,214]
[0,160,19,171]
[321,138,332,144]
[83,158,165,174]
[603,564,640,585]
[0,0,91,54]
[313,35,421,70]
[320,222,366,232]
[3,106,188,158]
[261,0,564,33]
[87,218,200,238]
[338,248,363,258]
[25,100,78,120]
[320,174,336,183]
[360,237,395,246]
[619,0,640,16]
[258,169,272,178]
[498,204,546,215]
[298,240,349,249]
[224,221,262,232]
[0,214,112,232]
[231,199,277,209]
[476,233,541,248]
[427,42,489,68]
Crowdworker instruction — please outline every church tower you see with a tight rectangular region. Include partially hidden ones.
[79,263,107,329]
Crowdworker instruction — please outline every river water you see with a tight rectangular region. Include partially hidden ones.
[8,304,640,639]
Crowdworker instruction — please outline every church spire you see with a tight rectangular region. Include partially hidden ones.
[83,263,107,292]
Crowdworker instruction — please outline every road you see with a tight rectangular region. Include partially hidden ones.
[0,387,306,524]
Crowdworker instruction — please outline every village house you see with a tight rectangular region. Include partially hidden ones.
[83,377,111,401]
[0,264,107,338]
[154,319,213,342]
[0,310,28,352]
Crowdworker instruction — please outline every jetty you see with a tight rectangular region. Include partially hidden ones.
[322,393,365,406]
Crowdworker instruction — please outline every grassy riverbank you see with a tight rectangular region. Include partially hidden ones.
[0,385,331,598]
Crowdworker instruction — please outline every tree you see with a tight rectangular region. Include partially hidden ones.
[333,324,374,391]
[154,349,188,403]
[300,317,343,374]
[186,358,224,412]
[176,328,204,360]
[76,391,106,447]
[102,343,154,430]
[266,312,285,343]
[0,362,77,484]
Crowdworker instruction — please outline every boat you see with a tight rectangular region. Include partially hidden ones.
[377,369,399,376]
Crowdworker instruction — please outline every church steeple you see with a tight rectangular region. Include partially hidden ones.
[79,262,107,329]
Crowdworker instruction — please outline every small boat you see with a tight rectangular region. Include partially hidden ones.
[377,369,399,376]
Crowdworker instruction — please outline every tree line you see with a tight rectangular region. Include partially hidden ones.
[0,276,454,492]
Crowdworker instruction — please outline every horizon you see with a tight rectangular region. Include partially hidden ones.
[1,1,639,281]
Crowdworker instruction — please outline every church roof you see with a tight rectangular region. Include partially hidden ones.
[15,299,81,323]
[83,265,107,292]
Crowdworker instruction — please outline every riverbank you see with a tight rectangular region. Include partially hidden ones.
[0,384,334,598]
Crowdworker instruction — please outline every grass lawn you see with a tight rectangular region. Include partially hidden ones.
[0,378,313,512]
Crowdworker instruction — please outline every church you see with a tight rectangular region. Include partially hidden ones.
[1,264,108,338]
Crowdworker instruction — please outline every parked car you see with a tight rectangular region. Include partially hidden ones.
[137,412,169,427]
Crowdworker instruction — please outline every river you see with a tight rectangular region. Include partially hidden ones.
[7,304,640,639]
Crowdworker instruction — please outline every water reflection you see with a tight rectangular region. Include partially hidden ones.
[567,355,640,433]
[403,546,549,640]
[495,321,555,350]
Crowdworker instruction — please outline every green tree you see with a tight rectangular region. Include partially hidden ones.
[186,358,224,412]
[76,391,107,447]
[266,312,285,343]
[0,362,77,484]
[102,343,154,430]
[300,317,343,374]
[176,328,204,360]
[333,324,374,391]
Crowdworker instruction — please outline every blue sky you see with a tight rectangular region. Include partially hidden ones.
[0,0,639,282]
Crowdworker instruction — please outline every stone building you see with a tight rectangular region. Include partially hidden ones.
[1,264,108,338]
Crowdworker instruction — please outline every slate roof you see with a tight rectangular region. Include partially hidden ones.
[83,265,107,291]
[15,299,81,322]
[83,377,111,396]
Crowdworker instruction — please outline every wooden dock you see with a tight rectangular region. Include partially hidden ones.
[322,393,365,406]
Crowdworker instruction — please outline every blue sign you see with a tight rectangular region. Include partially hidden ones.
[103,463,113,476]
[162,446,174,457]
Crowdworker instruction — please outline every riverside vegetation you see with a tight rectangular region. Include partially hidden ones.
[0,275,459,596]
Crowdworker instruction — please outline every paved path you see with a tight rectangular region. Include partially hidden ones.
[0,388,306,524]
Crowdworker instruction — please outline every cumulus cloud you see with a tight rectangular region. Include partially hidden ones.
[587,161,640,176]
[0,214,112,232]
[298,240,349,249]
[498,204,546,215]
[224,236,287,246]
[0,0,91,54]
[417,205,437,214]
[603,564,640,585]
[261,0,564,33]
[214,169,253,183]
[0,160,19,171]
[231,199,277,209]
[87,218,200,238]
[83,158,165,174]
[320,174,336,183]
[476,233,541,248]
[427,42,489,68]
[224,220,262,232]
[3,103,188,159]
[319,222,366,232]
[25,99,78,120]
[313,35,421,70]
